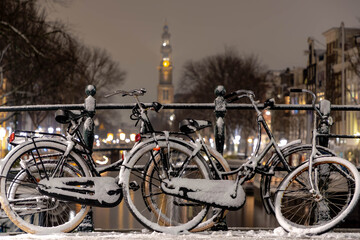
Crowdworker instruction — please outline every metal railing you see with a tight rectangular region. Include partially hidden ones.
[2,85,360,154]
[2,85,360,231]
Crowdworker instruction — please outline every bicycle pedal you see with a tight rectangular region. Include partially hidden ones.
[129,181,140,191]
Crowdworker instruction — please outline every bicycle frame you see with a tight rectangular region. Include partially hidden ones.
[9,89,191,184]
[195,93,293,185]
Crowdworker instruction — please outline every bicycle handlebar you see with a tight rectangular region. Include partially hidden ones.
[104,88,147,98]
[225,89,264,117]
[225,90,255,100]
[289,88,322,117]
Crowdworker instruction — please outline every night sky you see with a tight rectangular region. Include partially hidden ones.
[45,0,360,102]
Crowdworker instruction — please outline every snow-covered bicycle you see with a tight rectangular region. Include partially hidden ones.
[159,89,360,235]
[274,89,360,234]
[1,88,358,235]
[0,89,228,233]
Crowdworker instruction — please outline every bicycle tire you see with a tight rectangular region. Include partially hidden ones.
[143,144,231,232]
[0,139,92,234]
[274,156,360,235]
[121,139,211,233]
[260,144,334,214]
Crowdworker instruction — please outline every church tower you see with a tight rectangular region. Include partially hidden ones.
[157,22,174,104]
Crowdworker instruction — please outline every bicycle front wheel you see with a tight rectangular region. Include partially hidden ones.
[0,139,92,234]
[121,139,211,233]
[274,156,360,235]
[260,144,334,214]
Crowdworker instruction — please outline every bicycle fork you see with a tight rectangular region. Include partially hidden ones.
[308,113,322,196]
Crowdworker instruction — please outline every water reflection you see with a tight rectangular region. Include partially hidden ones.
[93,186,279,230]
[226,191,279,228]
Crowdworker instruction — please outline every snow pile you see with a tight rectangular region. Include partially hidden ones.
[1,229,360,240]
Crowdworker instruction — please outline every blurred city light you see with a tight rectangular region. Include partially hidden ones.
[107,133,114,142]
[119,132,126,141]
[169,114,175,121]
[48,127,54,134]
[130,133,136,141]
[0,127,6,139]
[233,135,241,145]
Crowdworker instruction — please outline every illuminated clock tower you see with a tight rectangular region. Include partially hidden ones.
[157,22,174,104]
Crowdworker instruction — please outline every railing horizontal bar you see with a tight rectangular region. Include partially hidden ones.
[1,103,360,112]
[0,104,84,112]
[93,147,132,151]
[318,134,360,139]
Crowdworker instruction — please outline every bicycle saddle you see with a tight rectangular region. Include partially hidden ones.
[55,109,83,124]
[179,119,212,133]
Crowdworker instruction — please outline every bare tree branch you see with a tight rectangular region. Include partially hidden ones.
[0,21,46,58]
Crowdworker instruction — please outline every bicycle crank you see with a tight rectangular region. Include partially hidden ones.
[38,177,123,207]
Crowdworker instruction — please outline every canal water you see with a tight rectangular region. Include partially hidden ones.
[92,180,280,230]
[93,176,360,231]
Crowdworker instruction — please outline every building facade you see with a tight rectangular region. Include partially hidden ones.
[322,24,360,136]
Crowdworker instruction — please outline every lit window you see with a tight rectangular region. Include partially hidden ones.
[163,90,169,100]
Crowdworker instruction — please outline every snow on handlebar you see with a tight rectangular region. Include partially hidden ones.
[104,88,147,98]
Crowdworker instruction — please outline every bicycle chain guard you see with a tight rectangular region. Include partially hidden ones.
[38,177,122,208]
[161,178,246,210]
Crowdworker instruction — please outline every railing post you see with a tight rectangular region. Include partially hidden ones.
[318,100,331,148]
[77,85,96,232]
[214,85,227,155]
[83,85,96,151]
[212,85,228,231]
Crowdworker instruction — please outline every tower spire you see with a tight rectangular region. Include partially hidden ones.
[157,21,174,104]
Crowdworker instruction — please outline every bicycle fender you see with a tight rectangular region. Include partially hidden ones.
[121,136,197,166]
[0,138,68,175]
[279,139,302,150]
[0,138,73,176]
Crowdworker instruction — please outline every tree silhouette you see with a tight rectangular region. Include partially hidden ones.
[175,48,268,154]
[0,0,126,127]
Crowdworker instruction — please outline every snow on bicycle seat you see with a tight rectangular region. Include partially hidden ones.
[179,119,212,133]
[55,109,83,124]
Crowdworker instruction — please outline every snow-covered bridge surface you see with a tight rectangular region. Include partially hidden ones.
[1,228,360,240]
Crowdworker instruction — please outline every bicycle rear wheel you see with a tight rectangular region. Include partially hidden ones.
[274,156,360,235]
[121,139,211,233]
[192,146,231,232]
[0,139,91,234]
